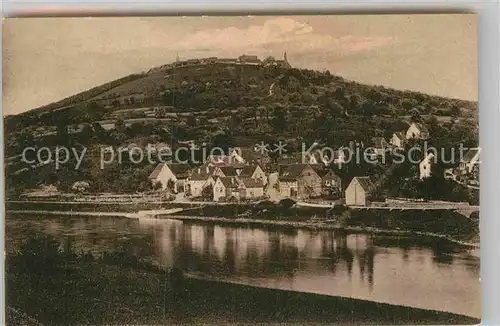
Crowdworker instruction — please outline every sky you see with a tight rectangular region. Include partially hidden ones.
[2,14,477,116]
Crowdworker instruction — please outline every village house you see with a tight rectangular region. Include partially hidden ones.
[229,147,272,167]
[148,163,191,192]
[238,178,265,199]
[419,152,435,180]
[406,122,430,140]
[278,164,322,199]
[213,177,240,201]
[390,132,407,148]
[345,176,374,206]
[238,54,262,65]
[460,148,480,174]
[238,164,268,185]
[320,170,343,195]
[186,166,216,197]
[214,166,238,178]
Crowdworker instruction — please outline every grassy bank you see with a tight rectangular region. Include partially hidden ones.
[168,203,479,245]
[6,237,479,325]
[5,200,199,213]
[6,200,479,246]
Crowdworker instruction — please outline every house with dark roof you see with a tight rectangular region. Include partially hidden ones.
[238,177,265,199]
[321,170,342,195]
[213,177,240,201]
[406,122,430,140]
[278,164,322,199]
[460,148,480,174]
[238,164,267,185]
[229,147,271,167]
[390,132,406,148]
[186,166,216,197]
[345,176,374,206]
[214,166,238,178]
[148,163,191,192]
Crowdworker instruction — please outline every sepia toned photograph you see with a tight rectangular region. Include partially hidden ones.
[3,14,480,325]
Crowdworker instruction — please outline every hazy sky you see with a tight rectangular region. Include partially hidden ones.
[3,14,477,116]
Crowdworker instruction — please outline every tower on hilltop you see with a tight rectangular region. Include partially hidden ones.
[284,51,288,62]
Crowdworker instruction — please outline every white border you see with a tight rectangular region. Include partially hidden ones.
[1,2,499,325]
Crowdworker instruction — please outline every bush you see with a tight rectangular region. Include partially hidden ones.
[279,198,296,209]
[7,236,75,274]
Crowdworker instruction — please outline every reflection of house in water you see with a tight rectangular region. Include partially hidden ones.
[141,220,377,291]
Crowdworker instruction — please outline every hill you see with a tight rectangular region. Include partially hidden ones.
[4,57,479,197]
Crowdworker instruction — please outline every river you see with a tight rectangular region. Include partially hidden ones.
[5,213,481,318]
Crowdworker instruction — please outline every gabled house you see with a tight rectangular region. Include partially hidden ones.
[406,122,430,140]
[239,164,267,185]
[238,178,265,199]
[149,163,191,192]
[213,177,239,201]
[186,166,216,197]
[390,132,406,148]
[460,148,480,174]
[320,170,342,194]
[419,152,435,180]
[345,176,374,206]
[278,164,322,199]
[228,147,272,167]
[214,166,238,178]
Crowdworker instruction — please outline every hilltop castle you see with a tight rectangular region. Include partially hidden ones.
[147,52,291,74]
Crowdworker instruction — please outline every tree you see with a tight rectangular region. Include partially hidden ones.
[271,106,286,132]
[153,181,163,191]
[71,181,90,194]
[201,184,214,201]
[155,107,168,119]
[186,115,197,127]
[409,108,421,122]
[115,118,125,132]
[167,179,176,192]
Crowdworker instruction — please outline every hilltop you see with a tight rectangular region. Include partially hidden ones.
[5,54,477,132]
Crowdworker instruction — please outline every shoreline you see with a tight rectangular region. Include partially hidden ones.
[167,214,480,248]
[6,209,480,248]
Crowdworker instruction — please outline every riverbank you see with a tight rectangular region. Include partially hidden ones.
[5,200,480,247]
[5,238,479,325]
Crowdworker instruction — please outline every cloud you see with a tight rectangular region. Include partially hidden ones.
[177,18,396,57]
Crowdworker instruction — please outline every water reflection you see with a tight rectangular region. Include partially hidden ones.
[6,215,480,318]
[141,220,377,290]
